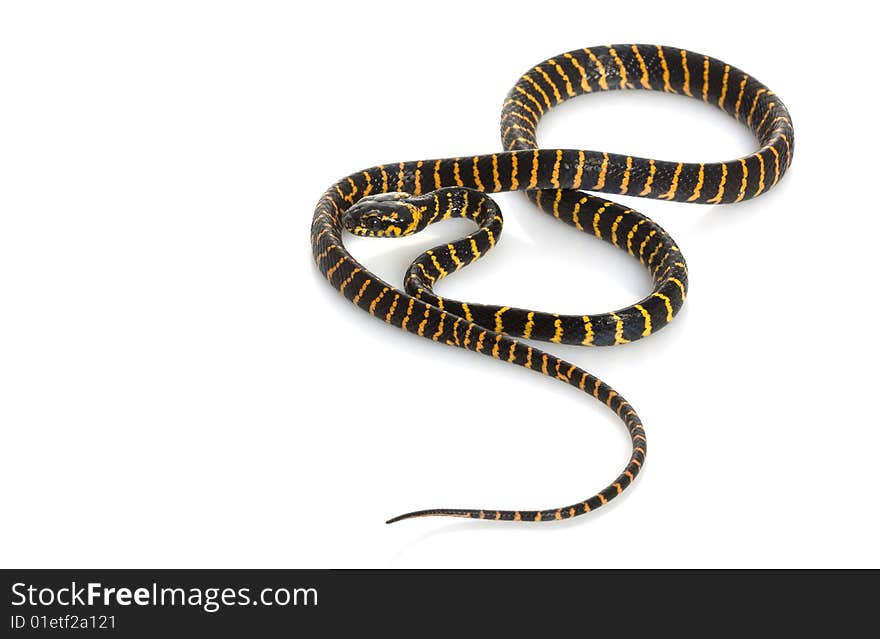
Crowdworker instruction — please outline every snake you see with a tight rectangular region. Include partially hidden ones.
[311,44,793,524]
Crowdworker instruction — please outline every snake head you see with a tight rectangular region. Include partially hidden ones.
[342,192,425,237]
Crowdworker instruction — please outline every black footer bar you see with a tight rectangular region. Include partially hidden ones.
[2,568,871,634]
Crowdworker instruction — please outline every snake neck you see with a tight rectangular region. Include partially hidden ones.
[416,187,501,229]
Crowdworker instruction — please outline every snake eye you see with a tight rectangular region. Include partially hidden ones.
[366,216,382,230]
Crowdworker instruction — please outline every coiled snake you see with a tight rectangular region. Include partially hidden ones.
[311,45,793,523]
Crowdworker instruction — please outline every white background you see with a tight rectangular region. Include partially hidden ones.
[1,1,876,568]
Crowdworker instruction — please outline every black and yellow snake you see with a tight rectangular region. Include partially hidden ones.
[311,44,793,523]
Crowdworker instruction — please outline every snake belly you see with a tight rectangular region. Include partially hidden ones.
[311,44,793,523]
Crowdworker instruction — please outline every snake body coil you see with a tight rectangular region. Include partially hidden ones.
[311,45,793,523]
